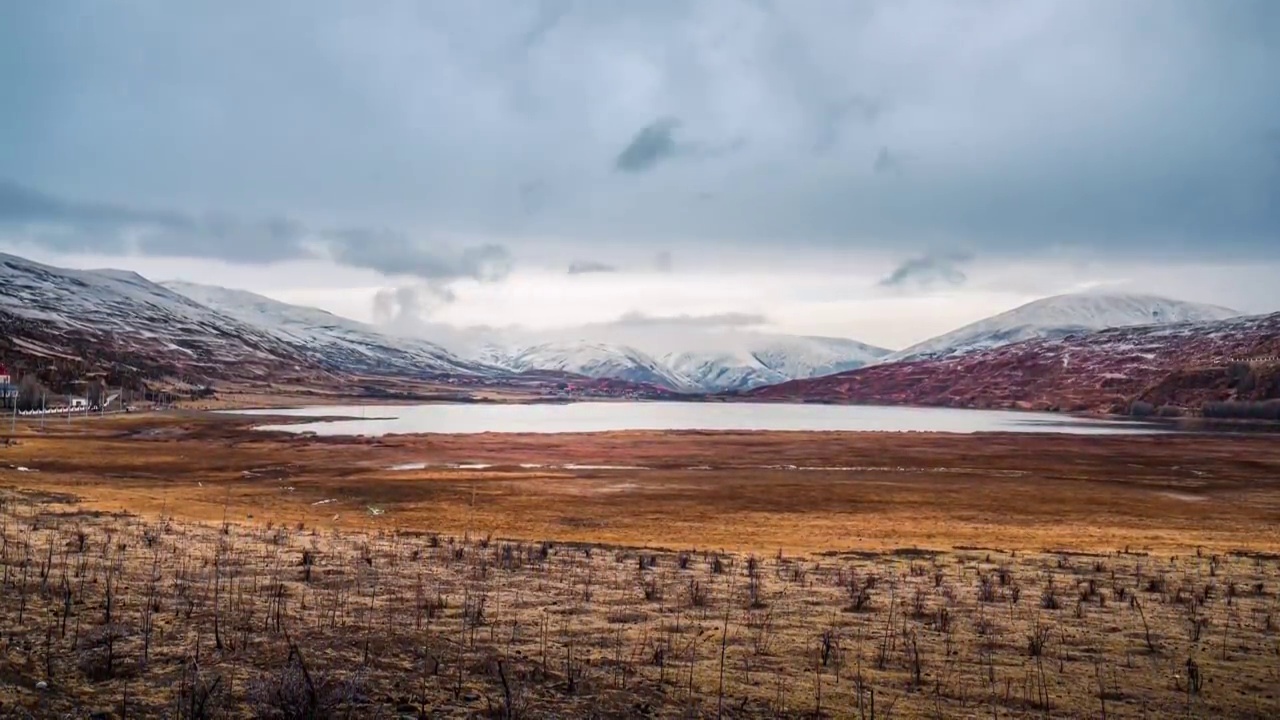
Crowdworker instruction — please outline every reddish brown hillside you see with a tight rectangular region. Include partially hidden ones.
[748,312,1280,414]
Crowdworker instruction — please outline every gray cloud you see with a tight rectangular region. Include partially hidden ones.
[326,229,512,282]
[566,260,617,275]
[879,251,973,289]
[3,1,1278,263]
[653,251,674,273]
[615,117,683,173]
[614,117,746,174]
[608,310,769,328]
[0,179,511,282]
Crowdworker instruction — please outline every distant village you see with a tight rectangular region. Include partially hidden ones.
[0,363,194,416]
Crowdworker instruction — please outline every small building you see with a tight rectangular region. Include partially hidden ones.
[0,365,14,405]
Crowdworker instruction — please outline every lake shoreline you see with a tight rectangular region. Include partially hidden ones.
[226,400,1172,437]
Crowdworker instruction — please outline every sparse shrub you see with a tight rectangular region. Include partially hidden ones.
[298,548,316,582]
[1041,582,1060,610]
[248,646,362,719]
[747,571,767,609]
[641,574,663,602]
[687,578,709,608]
[978,574,999,603]
[464,594,487,626]
[789,563,807,584]
[911,587,928,618]
[1079,578,1098,602]
[174,661,230,720]
[1027,623,1051,657]
[845,573,873,612]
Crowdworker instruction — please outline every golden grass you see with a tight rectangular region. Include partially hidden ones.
[4,413,1280,554]
[1,412,1279,717]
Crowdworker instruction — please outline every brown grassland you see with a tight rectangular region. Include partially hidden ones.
[1,410,1279,718]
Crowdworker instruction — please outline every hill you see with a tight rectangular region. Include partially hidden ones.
[888,292,1240,362]
[750,311,1280,414]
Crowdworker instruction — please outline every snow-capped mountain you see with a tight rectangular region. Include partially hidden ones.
[888,292,1241,362]
[663,349,787,392]
[662,336,892,392]
[751,336,892,379]
[0,253,322,380]
[485,341,698,391]
[163,282,493,377]
[752,310,1280,414]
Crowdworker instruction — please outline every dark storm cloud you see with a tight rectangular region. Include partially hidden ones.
[608,310,768,328]
[3,1,1279,262]
[0,179,511,282]
[878,251,973,289]
[566,260,617,275]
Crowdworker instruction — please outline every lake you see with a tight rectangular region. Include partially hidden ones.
[235,401,1168,436]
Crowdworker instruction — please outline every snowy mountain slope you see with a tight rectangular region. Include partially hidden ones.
[752,310,1280,413]
[662,349,788,392]
[887,292,1241,362]
[468,334,892,393]
[751,335,892,379]
[0,253,322,380]
[163,282,494,377]
[487,341,698,391]
[662,336,891,392]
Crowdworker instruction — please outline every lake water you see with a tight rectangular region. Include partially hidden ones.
[235,401,1167,436]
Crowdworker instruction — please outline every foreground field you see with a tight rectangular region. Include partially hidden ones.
[2,413,1280,717]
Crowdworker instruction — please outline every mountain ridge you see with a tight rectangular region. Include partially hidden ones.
[750,311,1280,413]
[887,291,1241,363]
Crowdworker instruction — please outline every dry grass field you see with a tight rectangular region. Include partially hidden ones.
[2,411,1280,718]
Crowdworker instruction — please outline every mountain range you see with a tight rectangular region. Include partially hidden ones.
[3,251,1274,413]
[751,310,1280,413]
[0,253,890,393]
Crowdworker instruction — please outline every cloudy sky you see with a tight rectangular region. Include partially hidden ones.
[3,0,1278,350]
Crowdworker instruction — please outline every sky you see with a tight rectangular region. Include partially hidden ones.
[2,1,1279,350]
